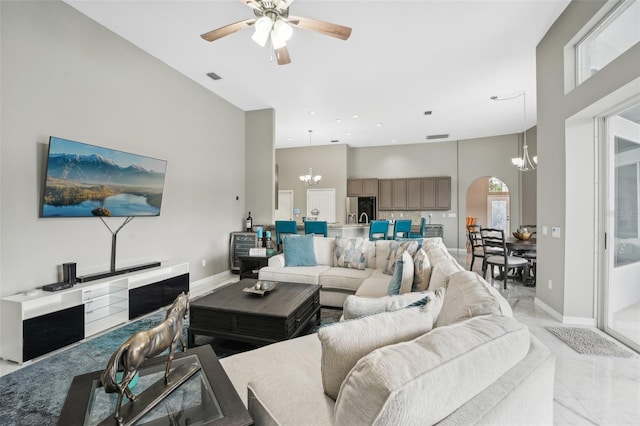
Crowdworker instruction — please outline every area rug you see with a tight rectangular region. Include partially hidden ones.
[546,326,635,358]
[0,307,341,425]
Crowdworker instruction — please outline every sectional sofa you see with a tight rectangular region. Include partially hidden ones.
[220,236,555,425]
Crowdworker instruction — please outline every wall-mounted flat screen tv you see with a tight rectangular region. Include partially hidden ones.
[41,136,167,218]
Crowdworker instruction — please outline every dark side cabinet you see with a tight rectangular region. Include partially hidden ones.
[23,304,84,362]
[129,273,189,320]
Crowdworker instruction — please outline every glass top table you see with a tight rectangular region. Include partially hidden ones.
[59,345,251,426]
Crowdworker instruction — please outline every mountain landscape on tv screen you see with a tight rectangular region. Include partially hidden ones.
[42,153,166,217]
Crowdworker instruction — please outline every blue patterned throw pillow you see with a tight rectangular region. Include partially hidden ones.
[283,234,317,267]
[383,240,418,275]
[333,237,367,270]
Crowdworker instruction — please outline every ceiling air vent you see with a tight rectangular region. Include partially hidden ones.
[331,139,340,143]
[206,72,222,81]
[426,134,450,140]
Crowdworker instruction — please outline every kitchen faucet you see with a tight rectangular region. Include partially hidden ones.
[359,212,369,224]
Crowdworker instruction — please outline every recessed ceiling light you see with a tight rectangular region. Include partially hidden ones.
[347,132,352,136]
[352,114,359,119]
[424,111,432,115]
[391,139,397,143]
[376,123,383,127]
[309,111,316,116]
[287,137,293,141]
[336,119,342,123]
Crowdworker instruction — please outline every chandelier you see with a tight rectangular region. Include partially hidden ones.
[299,130,321,186]
[491,92,537,172]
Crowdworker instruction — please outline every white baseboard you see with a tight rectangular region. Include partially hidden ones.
[189,270,238,299]
[534,297,596,326]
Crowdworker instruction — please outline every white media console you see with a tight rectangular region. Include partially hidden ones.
[0,262,189,364]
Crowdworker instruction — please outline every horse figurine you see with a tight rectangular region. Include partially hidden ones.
[101,292,189,425]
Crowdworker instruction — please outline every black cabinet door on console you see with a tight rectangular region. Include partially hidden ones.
[129,273,190,320]
[23,305,84,362]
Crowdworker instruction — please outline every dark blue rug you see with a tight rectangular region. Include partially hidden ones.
[0,307,341,425]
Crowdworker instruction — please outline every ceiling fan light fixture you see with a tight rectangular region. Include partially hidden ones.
[270,29,287,49]
[273,19,293,41]
[252,16,272,47]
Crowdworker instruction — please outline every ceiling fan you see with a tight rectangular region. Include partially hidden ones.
[200,0,352,65]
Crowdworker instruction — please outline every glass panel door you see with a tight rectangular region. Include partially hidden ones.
[604,107,640,352]
[487,195,510,231]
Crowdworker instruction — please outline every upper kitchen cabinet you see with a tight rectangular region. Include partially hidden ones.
[392,179,407,210]
[407,178,422,210]
[421,177,451,210]
[347,178,378,197]
[378,179,393,210]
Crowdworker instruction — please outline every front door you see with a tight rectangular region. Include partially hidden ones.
[487,194,510,232]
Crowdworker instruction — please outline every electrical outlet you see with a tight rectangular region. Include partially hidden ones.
[548,280,552,290]
[448,213,457,218]
[201,259,206,267]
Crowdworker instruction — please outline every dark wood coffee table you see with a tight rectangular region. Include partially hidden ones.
[188,279,321,347]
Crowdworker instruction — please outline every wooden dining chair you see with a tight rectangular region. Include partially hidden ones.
[467,226,485,272]
[480,228,529,289]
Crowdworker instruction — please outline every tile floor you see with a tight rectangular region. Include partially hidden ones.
[2,255,640,425]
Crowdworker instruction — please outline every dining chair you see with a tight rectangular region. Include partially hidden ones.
[467,225,485,272]
[368,220,389,241]
[390,219,412,240]
[408,217,426,238]
[480,228,530,289]
[304,220,328,237]
[275,220,298,250]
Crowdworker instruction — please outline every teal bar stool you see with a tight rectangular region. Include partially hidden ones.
[304,221,328,237]
[368,220,389,241]
[275,220,298,250]
[390,219,412,239]
[409,217,427,238]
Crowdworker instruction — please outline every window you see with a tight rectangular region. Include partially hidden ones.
[488,177,509,193]
[577,0,640,84]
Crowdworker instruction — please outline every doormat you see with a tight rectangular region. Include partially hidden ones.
[546,326,635,358]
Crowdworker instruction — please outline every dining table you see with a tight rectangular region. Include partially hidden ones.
[505,237,536,286]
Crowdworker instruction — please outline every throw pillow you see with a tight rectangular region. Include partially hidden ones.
[412,248,432,292]
[317,307,434,400]
[283,234,317,267]
[343,291,432,320]
[382,240,419,275]
[333,237,367,270]
[387,255,404,295]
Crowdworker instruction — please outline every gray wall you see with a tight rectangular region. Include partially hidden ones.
[0,1,246,296]
[246,109,275,228]
[536,0,640,319]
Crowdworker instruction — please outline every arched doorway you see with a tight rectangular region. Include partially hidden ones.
[466,176,511,234]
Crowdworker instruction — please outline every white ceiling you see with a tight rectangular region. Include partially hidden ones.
[64,0,570,149]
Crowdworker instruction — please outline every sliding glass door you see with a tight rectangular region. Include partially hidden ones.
[603,105,640,352]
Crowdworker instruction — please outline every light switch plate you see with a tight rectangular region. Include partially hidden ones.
[542,226,548,235]
[552,227,561,238]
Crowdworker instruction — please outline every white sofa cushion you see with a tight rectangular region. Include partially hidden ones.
[435,270,505,327]
[314,236,335,266]
[258,264,331,285]
[317,307,434,400]
[318,267,373,292]
[334,315,531,426]
[427,257,464,291]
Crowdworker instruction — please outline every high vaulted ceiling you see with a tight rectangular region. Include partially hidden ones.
[64,0,570,149]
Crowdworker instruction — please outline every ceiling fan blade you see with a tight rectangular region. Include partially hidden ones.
[275,46,292,65]
[240,0,262,10]
[200,18,256,42]
[288,15,352,40]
